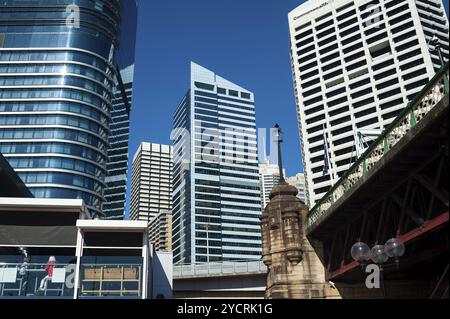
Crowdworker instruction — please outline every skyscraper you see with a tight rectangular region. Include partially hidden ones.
[102,65,134,220]
[286,173,307,205]
[130,142,172,223]
[288,0,449,206]
[259,160,285,210]
[149,210,173,252]
[172,62,262,264]
[0,0,138,217]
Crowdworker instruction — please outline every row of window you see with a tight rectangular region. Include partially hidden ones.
[0,114,106,137]
[0,63,112,86]
[30,186,102,209]
[0,101,106,122]
[194,82,252,100]
[7,156,104,178]
[0,142,106,164]
[0,50,109,72]
[0,88,110,110]
[20,171,103,193]
[0,75,111,98]
[0,128,107,151]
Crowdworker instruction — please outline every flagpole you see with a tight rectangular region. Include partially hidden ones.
[323,124,338,184]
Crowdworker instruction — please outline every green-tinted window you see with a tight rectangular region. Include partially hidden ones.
[195,82,215,91]
[229,90,239,97]
[241,92,251,99]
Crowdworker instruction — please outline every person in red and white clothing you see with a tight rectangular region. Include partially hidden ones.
[38,256,57,291]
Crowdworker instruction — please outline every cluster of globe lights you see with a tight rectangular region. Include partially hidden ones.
[351,238,406,267]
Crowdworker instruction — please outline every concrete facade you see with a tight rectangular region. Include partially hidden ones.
[130,143,172,223]
[149,210,173,252]
[288,0,449,207]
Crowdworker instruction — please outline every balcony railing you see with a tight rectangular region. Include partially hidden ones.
[173,260,267,278]
[307,63,449,231]
[0,262,143,299]
[0,263,74,298]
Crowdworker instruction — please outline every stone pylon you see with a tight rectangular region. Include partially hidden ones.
[261,181,340,299]
[261,124,340,299]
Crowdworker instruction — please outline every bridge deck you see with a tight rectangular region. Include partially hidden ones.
[305,64,449,294]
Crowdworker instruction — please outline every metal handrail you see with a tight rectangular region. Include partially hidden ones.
[307,63,449,231]
[173,260,267,278]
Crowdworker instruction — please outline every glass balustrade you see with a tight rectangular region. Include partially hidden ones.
[0,256,76,298]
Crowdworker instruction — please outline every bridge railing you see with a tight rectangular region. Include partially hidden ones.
[173,260,267,278]
[307,63,449,231]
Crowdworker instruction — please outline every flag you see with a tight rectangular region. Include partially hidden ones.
[323,125,331,177]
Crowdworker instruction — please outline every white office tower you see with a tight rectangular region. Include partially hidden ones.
[130,143,173,223]
[288,0,449,206]
[172,62,262,264]
[259,160,286,209]
[286,173,307,205]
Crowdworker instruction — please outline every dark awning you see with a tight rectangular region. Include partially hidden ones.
[0,211,79,247]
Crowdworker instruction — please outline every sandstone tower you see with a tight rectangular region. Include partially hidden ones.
[261,124,340,299]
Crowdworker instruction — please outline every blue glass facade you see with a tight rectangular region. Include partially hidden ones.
[102,65,133,220]
[0,0,132,217]
[172,63,262,265]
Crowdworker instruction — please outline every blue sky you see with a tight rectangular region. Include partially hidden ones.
[127,1,449,216]
[130,0,306,177]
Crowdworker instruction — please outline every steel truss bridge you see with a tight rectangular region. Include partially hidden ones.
[306,64,449,299]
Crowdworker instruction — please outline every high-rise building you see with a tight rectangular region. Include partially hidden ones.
[288,0,449,206]
[172,62,262,264]
[149,210,173,252]
[286,173,307,205]
[0,0,138,217]
[130,143,173,223]
[102,65,134,220]
[259,160,285,210]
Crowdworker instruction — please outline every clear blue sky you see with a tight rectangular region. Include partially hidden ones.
[127,0,449,217]
[130,0,306,176]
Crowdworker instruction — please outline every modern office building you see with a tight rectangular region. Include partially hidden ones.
[259,160,285,210]
[0,198,173,299]
[102,65,134,220]
[0,0,138,218]
[149,210,173,252]
[171,62,262,265]
[130,143,173,223]
[286,173,307,205]
[288,0,449,206]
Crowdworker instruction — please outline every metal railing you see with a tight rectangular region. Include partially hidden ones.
[0,262,144,298]
[173,260,267,278]
[307,63,450,231]
[0,263,73,298]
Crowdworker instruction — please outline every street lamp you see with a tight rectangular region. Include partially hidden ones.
[351,238,406,297]
[370,245,389,265]
[351,238,405,266]
[384,238,406,268]
[274,124,285,183]
[350,242,371,265]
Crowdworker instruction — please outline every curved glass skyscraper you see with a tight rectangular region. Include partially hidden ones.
[0,0,133,217]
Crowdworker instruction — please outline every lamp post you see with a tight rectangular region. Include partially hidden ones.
[274,124,285,183]
[351,238,406,298]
